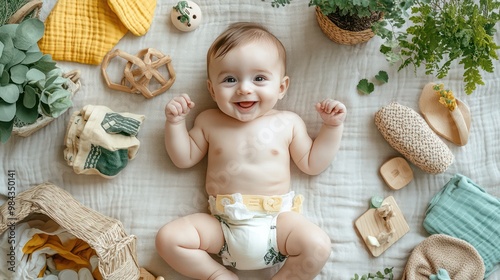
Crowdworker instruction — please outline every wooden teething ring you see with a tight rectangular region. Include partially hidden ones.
[101,48,176,99]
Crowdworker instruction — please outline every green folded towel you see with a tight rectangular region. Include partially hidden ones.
[423,174,500,277]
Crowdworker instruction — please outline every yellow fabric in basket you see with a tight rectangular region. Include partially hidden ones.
[23,233,102,279]
[38,0,156,65]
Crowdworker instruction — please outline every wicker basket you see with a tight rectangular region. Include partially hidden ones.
[314,7,375,45]
[6,0,42,24]
[0,183,140,280]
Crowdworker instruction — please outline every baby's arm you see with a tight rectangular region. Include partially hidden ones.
[164,94,208,168]
[290,99,346,175]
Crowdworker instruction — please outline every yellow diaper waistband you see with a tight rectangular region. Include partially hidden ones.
[215,194,304,213]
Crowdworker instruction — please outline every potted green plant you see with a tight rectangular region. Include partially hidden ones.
[268,0,500,95]
[268,0,414,45]
[0,18,78,143]
[388,0,500,94]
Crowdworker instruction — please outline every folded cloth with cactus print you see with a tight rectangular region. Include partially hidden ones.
[64,105,145,178]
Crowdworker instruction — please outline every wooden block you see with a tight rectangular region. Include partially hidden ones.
[354,196,409,257]
[380,157,413,190]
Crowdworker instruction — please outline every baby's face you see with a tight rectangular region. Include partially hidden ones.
[207,41,289,122]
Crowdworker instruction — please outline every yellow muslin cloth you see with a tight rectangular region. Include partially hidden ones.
[23,233,103,279]
[38,0,156,65]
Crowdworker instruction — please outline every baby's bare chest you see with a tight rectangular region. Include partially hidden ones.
[207,124,292,163]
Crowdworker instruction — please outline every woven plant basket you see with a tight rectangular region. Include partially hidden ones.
[8,1,81,138]
[315,7,375,45]
[0,183,140,280]
[12,71,81,137]
[6,0,42,24]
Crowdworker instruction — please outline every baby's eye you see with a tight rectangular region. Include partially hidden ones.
[223,77,237,83]
[254,76,266,82]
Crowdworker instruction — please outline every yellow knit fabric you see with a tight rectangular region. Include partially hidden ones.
[38,0,156,65]
[108,0,156,36]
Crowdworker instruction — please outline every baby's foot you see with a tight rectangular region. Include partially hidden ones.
[208,268,238,280]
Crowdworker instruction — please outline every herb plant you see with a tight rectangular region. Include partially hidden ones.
[392,0,500,94]
[0,18,73,142]
[351,267,394,280]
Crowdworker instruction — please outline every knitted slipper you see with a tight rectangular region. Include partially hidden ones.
[375,102,454,174]
[419,83,471,146]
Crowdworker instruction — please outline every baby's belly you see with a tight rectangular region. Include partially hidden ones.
[205,165,290,196]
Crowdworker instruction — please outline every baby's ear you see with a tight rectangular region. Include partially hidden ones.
[207,79,216,100]
[278,76,290,99]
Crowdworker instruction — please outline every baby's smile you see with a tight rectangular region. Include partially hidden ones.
[235,101,257,110]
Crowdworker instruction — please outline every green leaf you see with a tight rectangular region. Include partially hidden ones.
[42,88,72,118]
[0,120,14,143]
[384,52,402,65]
[23,85,37,108]
[0,24,17,37]
[0,70,10,86]
[6,48,26,67]
[26,43,40,53]
[15,100,39,124]
[0,84,20,103]
[13,18,45,50]
[47,89,70,105]
[375,71,389,84]
[44,74,58,88]
[26,68,45,82]
[46,67,63,79]
[9,64,29,84]
[33,55,57,73]
[0,34,14,65]
[0,100,16,122]
[357,79,375,94]
[22,52,43,65]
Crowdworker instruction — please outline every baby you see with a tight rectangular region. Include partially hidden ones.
[156,22,346,280]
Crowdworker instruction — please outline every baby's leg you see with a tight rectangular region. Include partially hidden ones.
[273,211,331,280]
[155,213,238,280]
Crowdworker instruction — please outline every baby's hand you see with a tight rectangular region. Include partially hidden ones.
[315,99,347,126]
[165,93,195,123]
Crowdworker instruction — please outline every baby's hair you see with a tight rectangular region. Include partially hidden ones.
[207,22,287,76]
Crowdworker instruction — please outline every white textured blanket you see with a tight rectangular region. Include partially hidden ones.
[1,0,499,279]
